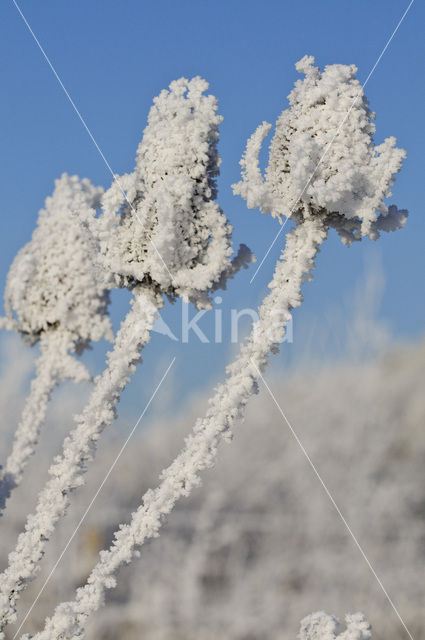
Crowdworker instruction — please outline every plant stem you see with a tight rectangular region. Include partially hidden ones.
[0,344,57,514]
[0,332,90,515]
[0,286,161,636]
[30,217,327,640]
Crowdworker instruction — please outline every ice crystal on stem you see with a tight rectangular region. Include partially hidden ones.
[0,174,111,513]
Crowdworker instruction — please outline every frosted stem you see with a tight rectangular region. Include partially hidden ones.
[0,286,161,635]
[30,217,327,640]
[0,332,90,515]
[0,344,57,513]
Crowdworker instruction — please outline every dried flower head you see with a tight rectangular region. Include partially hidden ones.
[3,173,111,347]
[98,77,233,305]
[233,56,407,243]
[299,611,372,640]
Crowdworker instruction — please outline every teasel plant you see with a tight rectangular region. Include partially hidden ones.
[26,56,407,640]
[298,611,372,640]
[0,76,251,636]
[0,174,112,514]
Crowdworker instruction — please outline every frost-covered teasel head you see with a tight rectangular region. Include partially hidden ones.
[98,77,234,307]
[233,56,407,242]
[298,611,372,640]
[3,174,112,349]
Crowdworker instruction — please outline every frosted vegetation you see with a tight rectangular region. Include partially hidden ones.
[233,55,406,241]
[1,326,423,639]
[0,77,250,636]
[0,174,111,512]
[299,612,371,640]
[0,57,410,639]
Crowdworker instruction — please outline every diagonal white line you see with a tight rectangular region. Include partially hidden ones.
[250,0,415,284]
[13,357,176,640]
[11,0,172,281]
[249,221,287,284]
[251,360,414,640]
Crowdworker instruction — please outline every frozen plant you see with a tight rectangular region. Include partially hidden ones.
[0,77,250,636]
[234,54,407,242]
[0,174,111,513]
[97,76,251,307]
[299,612,371,640]
[30,57,406,639]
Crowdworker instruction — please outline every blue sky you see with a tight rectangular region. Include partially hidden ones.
[0,0,423,407]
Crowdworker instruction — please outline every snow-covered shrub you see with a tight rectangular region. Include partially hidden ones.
[0,174,111,512]
[2,324,420,639]
[30,57,407,639]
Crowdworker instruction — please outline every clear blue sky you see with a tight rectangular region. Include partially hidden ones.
[0,0,423,406]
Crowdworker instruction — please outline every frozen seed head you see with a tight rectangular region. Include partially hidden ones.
[3,174,112,346]
[234,55,407,243]
[299,611,372,640]
[98,76,233,305]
